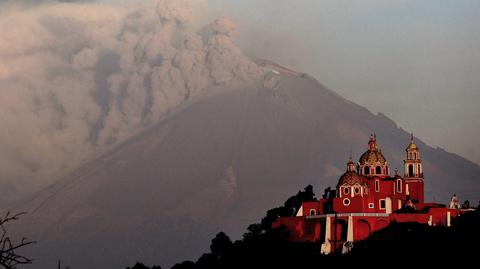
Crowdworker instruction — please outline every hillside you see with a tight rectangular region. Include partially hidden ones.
[9,67,480,268]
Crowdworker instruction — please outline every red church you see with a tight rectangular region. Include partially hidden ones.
[273,134,461,254]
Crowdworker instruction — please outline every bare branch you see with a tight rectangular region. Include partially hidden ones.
[0,211,35,268]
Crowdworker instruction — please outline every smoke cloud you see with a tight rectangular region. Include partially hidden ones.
[0,0,262,200]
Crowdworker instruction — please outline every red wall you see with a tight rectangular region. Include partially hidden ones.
[272,207,461,243]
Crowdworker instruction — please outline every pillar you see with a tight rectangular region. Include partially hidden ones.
[321,216,332,255]
[347,215,354,242]
[342,215,354,254]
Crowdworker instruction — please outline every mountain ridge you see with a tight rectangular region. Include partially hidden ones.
[8,67,480,269]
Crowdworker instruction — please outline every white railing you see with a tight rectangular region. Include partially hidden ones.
[306,213,389,219]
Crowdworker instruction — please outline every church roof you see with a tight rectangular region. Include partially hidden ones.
[337,171,368,187]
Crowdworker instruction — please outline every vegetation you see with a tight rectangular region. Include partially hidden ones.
[126,262,161,269]
[0,212,35,269]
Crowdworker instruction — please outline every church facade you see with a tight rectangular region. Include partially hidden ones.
[272,134,461,254]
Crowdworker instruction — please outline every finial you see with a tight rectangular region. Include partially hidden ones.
[394,168,399,176]
[347,151,355,172]
[410,133,414,142]
[368,133,377,150]
[349,149,353,161]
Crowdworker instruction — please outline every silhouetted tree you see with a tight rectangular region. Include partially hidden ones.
[210,232,232,258]
[126,262,161,269]
[243,223,262,241]
[0,212,35,269]
[260,185,317,230]
[170,261,194,269]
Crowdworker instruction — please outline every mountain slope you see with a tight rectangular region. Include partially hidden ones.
[10,68,480,268]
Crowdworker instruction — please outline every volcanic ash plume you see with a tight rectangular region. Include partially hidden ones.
[0,0,263,200]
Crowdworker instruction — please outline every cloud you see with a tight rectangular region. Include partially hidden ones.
[0,0,262,200]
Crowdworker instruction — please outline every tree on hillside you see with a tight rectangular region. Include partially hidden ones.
[0,212,35,269]
[126,262,161,269]
[260,185,316,230]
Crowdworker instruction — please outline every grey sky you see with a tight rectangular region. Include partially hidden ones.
[209,0,480,165]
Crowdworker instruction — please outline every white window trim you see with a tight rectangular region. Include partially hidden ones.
[343,198,350,206]
[368,203,374,209]
[309,209,316,216]
[354,186,360,195]
[375,180,380,192]
[397,180,402,193]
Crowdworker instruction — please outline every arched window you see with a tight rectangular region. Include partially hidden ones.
[408,164,414,177]
[344,187,350,195]
[418,164,422,175]
[376,166,382,175]
[364,166,370,175]
[354,187,360,195]
[414,153,417,160]
[397,180,402,193]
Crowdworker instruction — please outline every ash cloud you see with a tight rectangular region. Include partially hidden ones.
[0,0,262,200]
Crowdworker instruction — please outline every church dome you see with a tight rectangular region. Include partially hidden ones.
[406,134,419,151]
[337,171,367,187]
[359,149,387,165]
[407,142,418,150]
[359,134,387,165]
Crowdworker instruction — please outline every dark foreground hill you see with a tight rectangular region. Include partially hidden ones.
[9,67,480,268]
[131,186,480,269]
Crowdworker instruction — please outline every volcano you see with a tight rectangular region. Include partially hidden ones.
[10,63,480,268]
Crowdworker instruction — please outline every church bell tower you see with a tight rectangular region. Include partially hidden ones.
[404,134,423,178]
[403,134,424,204]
